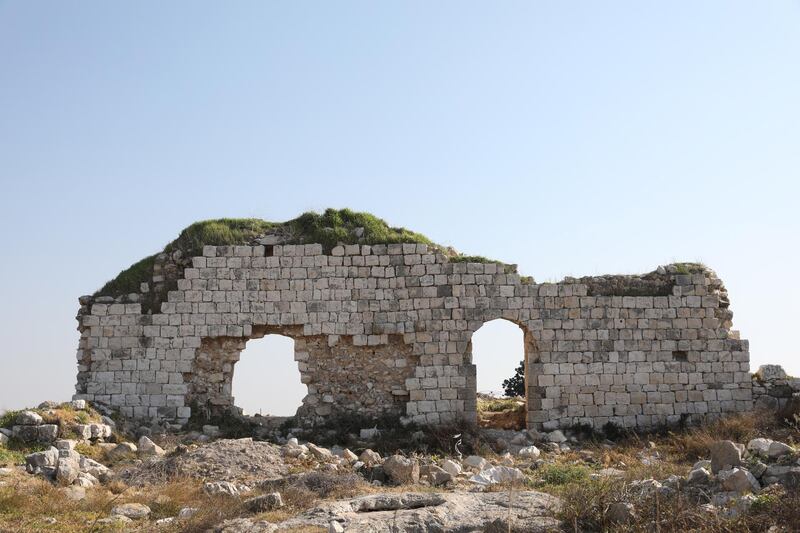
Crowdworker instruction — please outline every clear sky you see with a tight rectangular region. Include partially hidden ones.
[1,2,798,415]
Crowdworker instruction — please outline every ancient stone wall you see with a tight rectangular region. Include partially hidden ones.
[74,243,751,430]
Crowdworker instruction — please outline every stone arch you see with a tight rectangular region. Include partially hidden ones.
[462,316,541,429]
[186,325,312,420]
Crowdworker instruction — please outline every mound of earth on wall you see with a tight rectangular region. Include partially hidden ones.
[94,208,507,306]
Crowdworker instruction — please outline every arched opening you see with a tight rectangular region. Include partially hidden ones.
[231,334,306,417]
[470,319,527,430]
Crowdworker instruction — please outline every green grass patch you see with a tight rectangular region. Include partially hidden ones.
[672,262,706,275]
[0,447,25,466]
[0,410,20,429]
[538,463,591,486]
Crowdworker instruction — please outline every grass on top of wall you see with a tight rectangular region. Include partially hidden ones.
[94,208,511,298]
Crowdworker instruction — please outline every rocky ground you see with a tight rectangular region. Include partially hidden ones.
[1,394,800,532]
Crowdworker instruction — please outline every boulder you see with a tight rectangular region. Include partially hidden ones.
[15,411,43,425]
[359,449,381,466]
[178,507,199,518]
[441,459,462,477]
[79,457,110,480]
[340,449,358,462]
[0,433,7,446]
[763,465,800,488]
[25,447,59,474]
[687,467,712,485]
[70,400,87,410]
[518,445,541,459]
[469,466,525,486]
[383,455,420,485]
[203,425,221,438]
[107,442,137,460]
[74,472,98,487]
[111,503,151,519]
[710,441,742,474]
[767,441,794,459]
[328,521,345,533]
[421,465,452,486]
[204,481,250,497]
[547,430,567,443]
[62,485,86,501]
[464,455,489,470]
[718,467,760,494]
[747,438,773,456]
[56,457,80,486]
[307,443,333,461]
[606,502,636,525]
[55,439,77,451]
[137,436,165,456]
[245,492,284,512]
[37,425,59,443]
[756,365,787,381]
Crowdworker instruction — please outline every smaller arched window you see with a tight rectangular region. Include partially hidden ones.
[231,334,306,417]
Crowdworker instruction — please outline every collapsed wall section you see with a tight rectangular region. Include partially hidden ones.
[75,242,751,430]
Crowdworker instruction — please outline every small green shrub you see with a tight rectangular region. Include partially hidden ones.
[0,410,20,429]
[539,463,591,486]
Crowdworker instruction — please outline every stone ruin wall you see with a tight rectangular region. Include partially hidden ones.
[74,242,752,431]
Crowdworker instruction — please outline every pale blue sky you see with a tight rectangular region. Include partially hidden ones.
[1,2,798,414]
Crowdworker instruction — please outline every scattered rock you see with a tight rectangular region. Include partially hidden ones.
[518,445,541,459]
[328,521,345,533]
[62,485,86,501]
[607,502,636,524]
[204,481,250,497]
[469,466,525,486]
[25,447,59,475]
[107,442,137,460]
[307,443,333,461]
[55,457,80,486]
[464,455,489,470]
[214,518,278,532]
[383,455,420,485]
[70,399,87,410]
[203,425,221,438]
[421,465,452,486]
[138,436,165,456]
[547,430,567,444]
[767,441,794,459]
[747,438,773,456]
[0,433,7,446]
[687,467,712,485]
[245,492,284,512]
[718,467,760,494]
[756,365,787,381]
[441,459,462,477]
[16,411,43,426]
[111,503,151,519]
[710,441,742,474]
[178,507,198,519]
[359,449,381,466]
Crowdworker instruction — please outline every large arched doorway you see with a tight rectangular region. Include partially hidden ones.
[469,319,533,430]
[231,334,306,417]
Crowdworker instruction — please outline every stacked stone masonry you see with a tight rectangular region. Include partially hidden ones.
[74,243,752,431]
